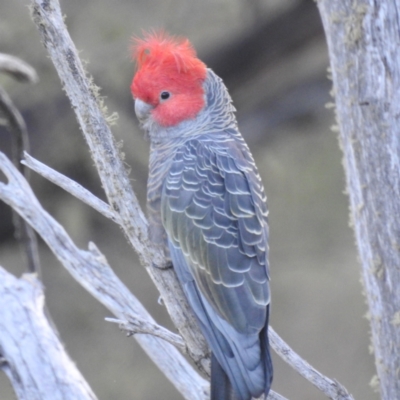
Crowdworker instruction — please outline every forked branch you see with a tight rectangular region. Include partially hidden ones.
[0,151,209,400]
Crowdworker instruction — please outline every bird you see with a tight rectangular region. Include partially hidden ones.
[130,32,272,400]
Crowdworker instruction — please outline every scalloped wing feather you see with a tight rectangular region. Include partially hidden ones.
[161,136,270,334]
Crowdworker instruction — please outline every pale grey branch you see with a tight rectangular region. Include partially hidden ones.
[317,2,400,399]
[0,267,97,400]
[0,53,38,83]
[0,85,40,275]
[22,152,121,224]
[0,151,209,400]
[269,327,354,400]
[105,317,187,353]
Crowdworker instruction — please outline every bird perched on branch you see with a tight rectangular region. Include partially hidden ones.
[131,32,272,400]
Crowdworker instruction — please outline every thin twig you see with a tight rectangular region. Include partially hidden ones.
[0,84,40,275]
[22,152,121,224]
[105,317,187,353]
[269,327,354,400]
[0,53,38,83]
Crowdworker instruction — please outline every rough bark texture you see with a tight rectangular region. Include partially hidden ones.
[0,268,97,400]
[317,1,400,399]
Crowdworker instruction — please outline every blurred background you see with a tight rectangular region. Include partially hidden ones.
[0,0,378,399]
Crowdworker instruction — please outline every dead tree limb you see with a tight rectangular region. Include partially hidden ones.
[269,327,354,400]
[317,1,400,399]
[0,267,97,400]
[0,58,40,275]
[0,53,38,83]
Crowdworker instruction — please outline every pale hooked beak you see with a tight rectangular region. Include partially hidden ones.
[134,98,153,121]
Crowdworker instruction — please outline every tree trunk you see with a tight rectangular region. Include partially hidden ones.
[317,1,400,399]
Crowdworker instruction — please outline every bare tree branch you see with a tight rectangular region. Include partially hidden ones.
[0,81,40,275]
[269,327,354,400]
[22,152,121,224]
[0,151,209,400]
[0,53,38,83]
[317,2,400,399]
[105,317,187,353]
[0,267,97,400]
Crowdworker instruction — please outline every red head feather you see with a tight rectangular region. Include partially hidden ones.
[131,32,207,127]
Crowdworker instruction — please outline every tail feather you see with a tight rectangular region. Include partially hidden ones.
[261,308,273,396]
[170,245,273,399]
[211,353,238,400]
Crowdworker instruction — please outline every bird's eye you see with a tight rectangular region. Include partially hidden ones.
[160,91,170,100]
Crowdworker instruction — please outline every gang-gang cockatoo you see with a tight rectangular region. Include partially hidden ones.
[131,32,272,400]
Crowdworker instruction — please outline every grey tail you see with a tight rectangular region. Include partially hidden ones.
[262,307,273,396]
[211,353,238,400]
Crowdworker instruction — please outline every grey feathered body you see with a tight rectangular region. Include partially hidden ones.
[146,70,272,400]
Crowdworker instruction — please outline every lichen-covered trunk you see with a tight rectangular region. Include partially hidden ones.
[317,1,400,399]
